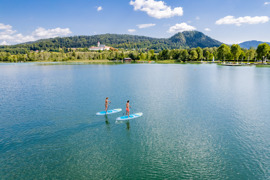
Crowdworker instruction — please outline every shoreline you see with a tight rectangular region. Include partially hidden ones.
[0,59,269,66]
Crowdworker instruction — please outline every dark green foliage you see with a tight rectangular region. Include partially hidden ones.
[181,31,221,48]
[0,31,222,54]
[256,43,270,60]
[158,49,170,60]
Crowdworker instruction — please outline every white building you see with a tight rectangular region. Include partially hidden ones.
[89,42,111,51]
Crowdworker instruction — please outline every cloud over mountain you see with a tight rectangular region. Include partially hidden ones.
[168,23,196,33]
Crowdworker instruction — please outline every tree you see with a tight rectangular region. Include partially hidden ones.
[139,53,146,60]
[239,50,246,61]
[171,49,180,60]
[196,47,203,61]
[4,52,12,61]
[181,50,189,61]
[209,53,214,60]
[256,43,270,61]
[158,49,170,60]
[129,52,138,60]
[189,50,198,60]
[205,51,210,60]
[246,48,256,61]
[226,52,233,60]
[230,44,241,62]
[217,44,230,61]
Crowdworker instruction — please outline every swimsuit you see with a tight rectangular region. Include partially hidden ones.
[126,108,129,112]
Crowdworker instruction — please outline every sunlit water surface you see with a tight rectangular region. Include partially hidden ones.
[0,63,270,179]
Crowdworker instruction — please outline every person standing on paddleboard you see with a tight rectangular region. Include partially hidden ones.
[105,97,111,113]
[126,100,131,117]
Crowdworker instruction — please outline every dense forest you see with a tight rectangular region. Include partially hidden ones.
[0,43,269,63]
[0,31,222,54]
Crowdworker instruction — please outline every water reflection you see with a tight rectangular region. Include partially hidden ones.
[104,115,110,131]
[126,121,130,130]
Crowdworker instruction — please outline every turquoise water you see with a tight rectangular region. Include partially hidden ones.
[0,63,270,179]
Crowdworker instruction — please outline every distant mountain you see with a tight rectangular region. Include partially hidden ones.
[170,31,222,48]
[2,31,222,52]
[239,40,270,49]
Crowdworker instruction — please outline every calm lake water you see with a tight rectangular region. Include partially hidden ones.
[0,63,270,179]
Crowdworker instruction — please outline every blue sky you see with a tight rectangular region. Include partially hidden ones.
[0,0,269,45]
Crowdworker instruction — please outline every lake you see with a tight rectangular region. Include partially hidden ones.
[0,63,270,179]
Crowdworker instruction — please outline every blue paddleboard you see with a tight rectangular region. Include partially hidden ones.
[96,108,122,115]
[116,112,143,121]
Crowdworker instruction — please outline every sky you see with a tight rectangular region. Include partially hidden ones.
[0,0,269,45]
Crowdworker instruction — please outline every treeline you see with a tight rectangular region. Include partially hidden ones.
[0,34,184,53]
[0,31,222,54]
[0,43,269,62]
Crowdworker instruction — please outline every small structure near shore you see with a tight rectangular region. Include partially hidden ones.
[123,58,132,63]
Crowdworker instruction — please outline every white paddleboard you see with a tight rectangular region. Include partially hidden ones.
[96,108,122,115]
[116,112,143,121]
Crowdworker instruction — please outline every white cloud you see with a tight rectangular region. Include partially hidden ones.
[204,28,211,31]
[216,16,269,26]
[97,6,103,11]
[130,0,183,19]
[0,23,12,30]
[264,2,270,5]
[137,23,156,29]
[168,23,196,33]
[0,29,16,35]
[32,27,71,39]
[0,23,72,45]
[128,29,136,33]
[0,41,8,45]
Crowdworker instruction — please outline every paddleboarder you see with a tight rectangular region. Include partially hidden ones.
[126,100,131,117]
[105,97,111,113]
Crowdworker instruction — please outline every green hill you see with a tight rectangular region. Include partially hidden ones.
[239,40,270,49]
[0,31,222,53]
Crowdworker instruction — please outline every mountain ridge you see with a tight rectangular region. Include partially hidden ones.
[2,31,222,51]
[239,40,270,49]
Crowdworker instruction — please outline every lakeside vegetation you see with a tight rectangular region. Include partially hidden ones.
[1,31,269,63]
[0,43,269,63]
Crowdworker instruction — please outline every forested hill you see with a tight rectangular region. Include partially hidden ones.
[239,40,270,49]
[1,31,222,53]
[169,31,222,48]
